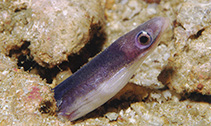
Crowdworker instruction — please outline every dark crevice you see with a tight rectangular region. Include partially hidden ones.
[68,30,106,73]
[9,40,30,57]
[14,7,27,13]
[37,24,107,83]
[35,66,61,83]
[58,24,107,73]
[39,100,55,115]
[8,41,38,71]
[180,92,211,103]
[157,66,175,86]
[173,20,186,30]
[189,28,205,39]
[10,24,106,84]
[17,55,37,71]
[14,3,27,13]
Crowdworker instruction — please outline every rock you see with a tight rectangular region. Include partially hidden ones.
[0,0,105,68]
[105,112,119,121]
[163,1,211,94]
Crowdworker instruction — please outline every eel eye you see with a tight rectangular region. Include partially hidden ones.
[137,31,152,46]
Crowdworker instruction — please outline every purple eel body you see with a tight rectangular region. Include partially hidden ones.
[53,17,169,121]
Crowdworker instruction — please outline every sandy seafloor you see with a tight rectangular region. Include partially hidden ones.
[0,0,211,125]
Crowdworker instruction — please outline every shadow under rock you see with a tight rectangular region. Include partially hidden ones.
[10,24,106,84]
[180,92,211,104]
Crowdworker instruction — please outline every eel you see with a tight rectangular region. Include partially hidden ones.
[53,17,169,121]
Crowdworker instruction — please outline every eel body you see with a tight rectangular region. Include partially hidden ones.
[53,17,169,121]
